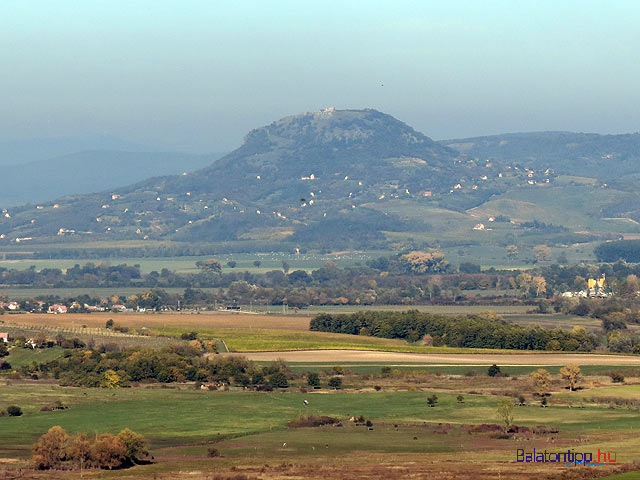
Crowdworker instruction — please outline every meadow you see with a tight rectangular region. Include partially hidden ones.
[1,376,640,479]
[0,251,378,275]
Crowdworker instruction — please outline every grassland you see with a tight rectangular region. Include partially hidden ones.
[3,346,66,368]
[0,251,377,275]
[1,380,640,479]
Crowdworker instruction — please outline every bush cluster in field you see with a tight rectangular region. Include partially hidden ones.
[32,426,147,471]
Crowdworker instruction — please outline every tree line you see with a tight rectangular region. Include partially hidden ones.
[309,311,600,351]
[22,343,293,389]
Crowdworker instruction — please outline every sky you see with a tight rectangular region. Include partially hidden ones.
[2,0,640,153]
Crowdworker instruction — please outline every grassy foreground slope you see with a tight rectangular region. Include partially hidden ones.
[1,384,640,479]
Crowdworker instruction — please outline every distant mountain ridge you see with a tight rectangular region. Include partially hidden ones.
[0,150,221,208]
[0,135,153,166]
[440,131,640,180]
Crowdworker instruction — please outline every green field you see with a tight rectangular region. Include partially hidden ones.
[152,326,528,354]
[3,346,66,368]
[1,385,639,454]
[2,383,640,478]
[0,251,378,275]
[247,304,533,315]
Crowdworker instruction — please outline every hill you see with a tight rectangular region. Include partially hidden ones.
[0,109,472,249]
[1,111,640,258]
[441,130,640,182]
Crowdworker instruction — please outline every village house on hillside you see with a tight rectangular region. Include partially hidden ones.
[0,332,8,343]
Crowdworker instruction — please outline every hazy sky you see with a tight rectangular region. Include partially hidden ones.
[2,0,640,153]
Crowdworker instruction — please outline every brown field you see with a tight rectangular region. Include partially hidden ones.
[5,312,311,330]
[230,349,640,365]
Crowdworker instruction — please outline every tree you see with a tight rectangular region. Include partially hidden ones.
[90,433,126,470]
[487,364,501,377]
[117,428,148,464]
[101,369,121,389]
[307,372,320,388]
[559,364,582,391]
[32,332,47,348]
[533,245,552,262]
[506,245,519,258]
[33,426,70,469]
[226,260,237,268]
[196,259,222,274]
[328,376,342,389]
[282,261,290,274]
[426,394,438,407]
[532,276,547,297]
[400,250,449,274]
[269,372,289,388]
[7,405,22,416]
[253,260,262,267]
[105,319,114,329]
[456,395,464,404]
[68,433,91,471]
[515,273,534,297]
[530,368,551,396]
[626,274,640,297]
[497,398,514,432]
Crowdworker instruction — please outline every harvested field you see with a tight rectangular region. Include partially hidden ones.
[229,349,640,365]
[5,312,311,331]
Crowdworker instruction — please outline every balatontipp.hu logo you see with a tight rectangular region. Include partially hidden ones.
[516,448,617,466]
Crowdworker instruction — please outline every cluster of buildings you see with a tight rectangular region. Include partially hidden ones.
[561,275,611,298]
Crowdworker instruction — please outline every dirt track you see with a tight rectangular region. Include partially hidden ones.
[227,349,640,365]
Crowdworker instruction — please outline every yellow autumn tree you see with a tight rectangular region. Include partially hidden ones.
[401,250,449,274]
[101,369,121,389]
[530,368,551,396]
[559,364,582,391]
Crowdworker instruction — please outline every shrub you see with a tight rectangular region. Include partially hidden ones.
[287,415,340,428]
[207,447,221,457]
[7,405,22,416]
[610,371,625,383]
[0,360,11,370]
[374,385,382,391]
[268,372,289,388]
[328,377,342,389]
[456,395,464,404]
[307,372,320,387]
[117,428,148,464]
[487,364,501,377]
[427,394,438,407]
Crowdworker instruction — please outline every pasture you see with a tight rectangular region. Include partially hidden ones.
[1,378,640,479]
[0,251,377,275]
